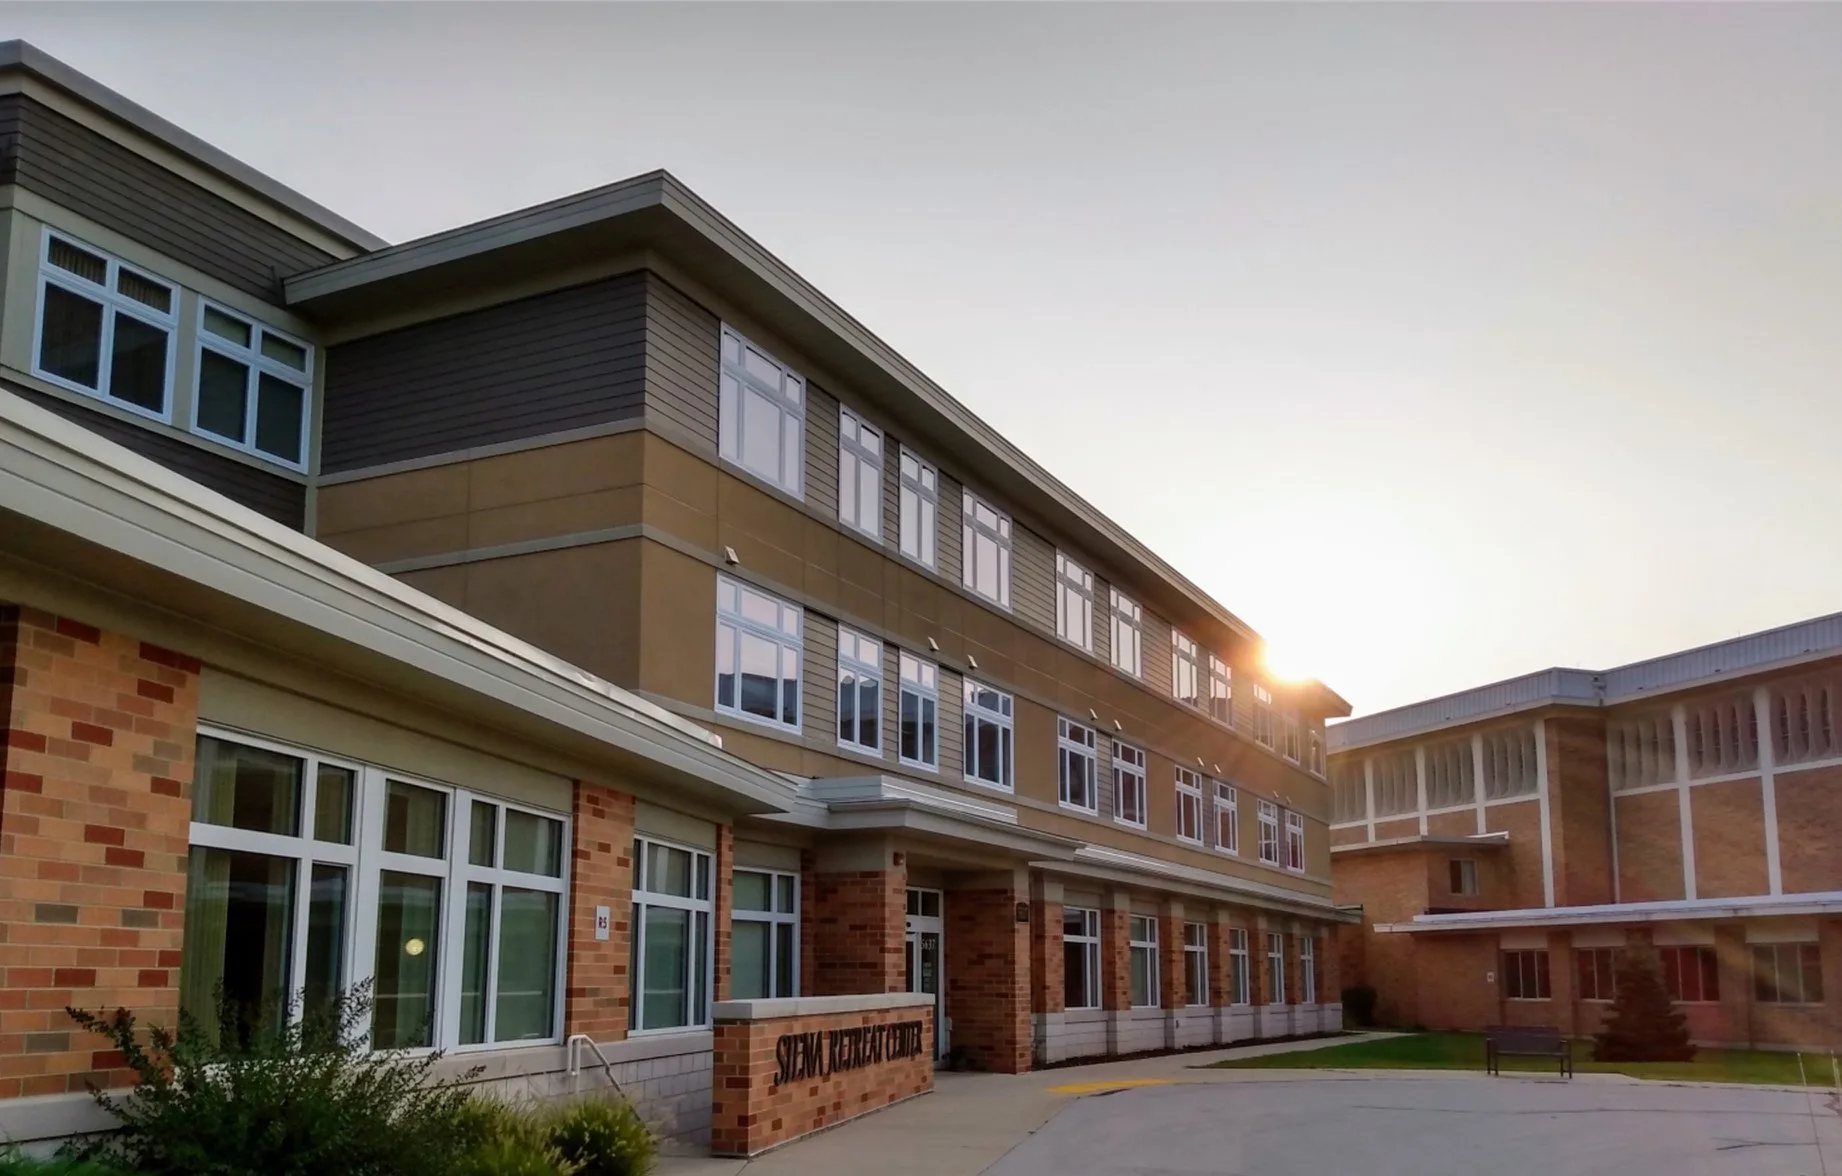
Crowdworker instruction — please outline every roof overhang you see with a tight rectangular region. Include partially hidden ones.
[283,171,1349,716]
[1331,832,1510,857]
[0,384,797,817]
[1037,844,1356,922]
[1375,891,1842,934]
[760,775,1083,864]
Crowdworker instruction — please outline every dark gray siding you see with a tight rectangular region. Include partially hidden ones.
[1143,607,1174,700]
[1092,574,1112,668]
[881,437,902,553]
[1012,523,1055,634]
[937,472,964,589]
[0,96,338,299]
[801,615,838,751]
[321,273,647,472]
[643,274,719,451]
[18,387,304,528]
[937,666,963,780]
[804,384,839,520]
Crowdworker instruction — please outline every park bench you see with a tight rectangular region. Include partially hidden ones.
[1484,1025,1573,1077]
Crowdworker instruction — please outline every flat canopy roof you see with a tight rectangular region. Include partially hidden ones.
[1376,891,1842,934]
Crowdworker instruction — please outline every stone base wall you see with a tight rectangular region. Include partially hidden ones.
[452,1033,714,1147]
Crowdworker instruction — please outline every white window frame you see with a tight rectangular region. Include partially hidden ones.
[897,651,939,771]
[192,299,315,471]
[1502,948,1552,1001]
[33,227,179,423]
[1110,589,1142,677]
[718,324,805,496]
[714,575,802,733]
[1172,629,1201,708]
[898,447,938,570]
[1284,810,1306,873]
[1229,927,1251,1006]
[1057,717,1098,813]
[1055,552,1094,652]
[1212,781,1239,856]
[1174,767,1204,845]
[1266,932,1286,1005]
[1062,907,1101,1010]
[452,791,572,1049]
[836,625,882,754]
[1307,726,1326,777]
[1208,654,1232,725]
[1252,683,1276,749]
[961,489,1012,608]
[837,406,883,539]
[962,679,1015,792]
[1280,711,1302,763]
[1112,740,1147,828]
[1258,800,1281,865]
[730,868,799,1001]
[1450,858,1479,896]
[630,834,715,1033]
[1300,937,1317,1004]
[1183,922,1209,1008]
[1128,915,1161,1009]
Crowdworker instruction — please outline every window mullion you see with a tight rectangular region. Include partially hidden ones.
[483,881,503,1045]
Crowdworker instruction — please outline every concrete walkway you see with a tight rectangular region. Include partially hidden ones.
[659,1033,1402,1176]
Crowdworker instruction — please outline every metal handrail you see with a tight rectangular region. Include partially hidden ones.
[564,1033,625,1098]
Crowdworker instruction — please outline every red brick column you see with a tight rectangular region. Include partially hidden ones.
[1547,930,1576,1036]
[945,884,1031,1073]
[1319,930,1341,1005]
[1208,919,1233,1009]
[0,607,197,1098]
[1030,899,1063,1015]
[799,849,818,992]
[1245,923,1266,1006]
[565,782,637,1040]
[713,824,734,1001]
[1284,932,1303,1005]
[811,864,907,994]
[1160,912,1185,1010]
[1101,907,1130,1011]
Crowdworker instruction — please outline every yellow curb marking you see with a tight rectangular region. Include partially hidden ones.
[1046,1078,1176,1094]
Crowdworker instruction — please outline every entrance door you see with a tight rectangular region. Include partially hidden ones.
[904,887,946,1059]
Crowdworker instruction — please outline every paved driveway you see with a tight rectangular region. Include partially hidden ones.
[986,1075,1842,1176]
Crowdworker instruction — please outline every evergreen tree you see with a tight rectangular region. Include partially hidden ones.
[1592,946,1695,1062]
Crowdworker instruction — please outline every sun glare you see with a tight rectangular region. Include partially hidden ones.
[1261,646,1317,685]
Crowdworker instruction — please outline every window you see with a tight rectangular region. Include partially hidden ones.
[1257,800,1280,865]
[719,325,804,495]
[1109,590,1142,677]
[1608,713,1676,791]
[194,301,313,468]
[1687,694,1760,778]
[963,680,1014,791]
[1112,741,1147,827]
[1449,858,1479,896]
[1332,761,1368,824]
[1482,726,1541,798]
[1307,727,1325,777]
[1174,767,1204,845]
[1172,630,1201,707]
[898,448,938,569]
[1212,781,1238,855]
[1753,943,1823,1004]
[1228,928,1251,1005]
[1251,683,1275,748]
[1502,949,1552,1000]
[715,577,802,732]
[1129,916,1160,1008]
[836,407,883,538]
[1183,923,1209,1007]
[631,836,714,1031]
[1771,676,1840,766]
[836,626,882,753]
[1576,947,1619,1002]
[1057,718,1098,812]
[35,230,177,422]
[1372,751,1417,817]
[731,869,798,1000]
[1266,933,1286,1004]
[1661,945,1720,1003]
[1280,711,1301,762]
[1300,937,1317,1003]
[1425,738,1475,809]
[1055,552,1094,651]
[1207,654,1233,725]
[1062,908,1101,1010]
[898,652,939,770]
[961,489,1011,607]
[1284,810,1305,872]
[181,732,567,1053]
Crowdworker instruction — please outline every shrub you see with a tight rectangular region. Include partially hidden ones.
[63,982,484,1176]
[0,1151,135,1176]
[1341,985,1378,1027]
[1593,948,1695,1063]
[454,1096,576,1176]
[543,1098,655,1176]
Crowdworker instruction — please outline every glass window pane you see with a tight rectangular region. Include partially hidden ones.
[39,284,104,389]
[260,331,309,371]
[648,844,693,898]
[47,237,106,284]
[776,922,795,997]
[1063,942,1088,1008]
[254,373,305,462]
[180,847,294,1046]
[469,802,497,867]
[733,870,771,912]
[459,882,492,1045]
[202,306,252,346]
[740,389,780,479]
[303,863,347,1020]
[196,351,251,441]
[373,871,442,1049]
[496,888,559,1040]
[739,630,780,720]
[313,765,354,844]
[503,810,563,877]
[776,874,795,914]
[384,781,447,858]
[731,919,770,1000]
[641,906,690,1030]
[109,315,170,413]
[115,269,171,314]
[194,735,301,835]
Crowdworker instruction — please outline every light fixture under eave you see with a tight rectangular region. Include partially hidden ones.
[1088,708,1099,721]
[967,654,979,670]
[1213,764,1221,774]
[723,545,739,565]
[1196,756,1205,767]
[927,636,940,652]
[1113,719,1123,732]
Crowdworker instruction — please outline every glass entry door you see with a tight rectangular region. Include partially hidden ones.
[904,888,946,1059]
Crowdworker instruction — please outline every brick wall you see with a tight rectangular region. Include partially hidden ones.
[1283,933,1302,1004]
[565,782,637,1039]
[1615,789,1685,901]
[1774,766,1842,895]
[1483,800,1546,909]
[1690,779,1768,899]
[1207,920,1232,1009]
[1100,908,1129,1011]
[1411,934,1500,1031]
[0,606,198,1098]
[713,824,734,1001]
[810,867,906,995]
[1159,912,1184,1010]
[1029,899,1062,1014]
[945,886,1030,1072]
[1547,717,1614,906]
[709,1003,933,1157]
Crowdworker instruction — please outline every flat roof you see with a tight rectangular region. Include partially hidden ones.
[1375,890,1842,933]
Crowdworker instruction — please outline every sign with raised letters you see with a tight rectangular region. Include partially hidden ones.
[773,1020,926,1086]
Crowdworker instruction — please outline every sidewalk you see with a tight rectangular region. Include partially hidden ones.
[659,1032,1400,1176]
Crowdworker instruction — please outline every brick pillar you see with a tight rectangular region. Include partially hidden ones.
[0,607,198,1098]
[945,876,1031,1073]
[1547,930,1576,1036]
[1320,929,1341,1005]
[713,824,734,1002]
[1208,918,1233,1010]
[810,847,906,995]
[799,849,817,993]
[1030,898,1063,1015]
[1101,906,1131,1012]
[1245,923,1266,1006]
[565,782,636,1040]
[1159,910,1184,1010]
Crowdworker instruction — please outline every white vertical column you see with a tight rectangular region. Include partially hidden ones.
[1533,719,1556,908]
[1363,757,1376,841]
[1754,686,1783,895]
[1414,745,1429,835]
[1471,733,1488,835]
[1671,704,1697,900]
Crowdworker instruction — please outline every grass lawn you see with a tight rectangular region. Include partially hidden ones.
[1207,1032,1840,1086]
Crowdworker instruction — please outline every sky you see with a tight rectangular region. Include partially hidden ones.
[12,4,1842,717]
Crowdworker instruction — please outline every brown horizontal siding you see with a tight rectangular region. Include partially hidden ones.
[805,384,840,521]
[643,273,720,451]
